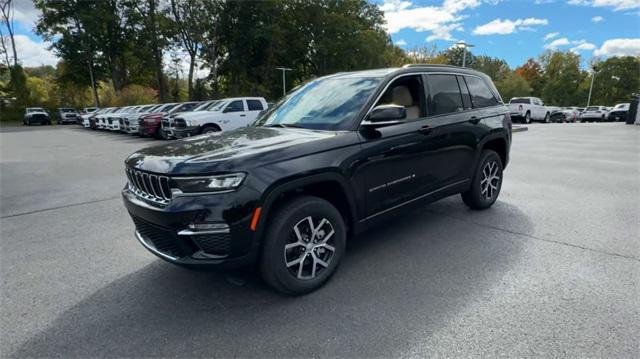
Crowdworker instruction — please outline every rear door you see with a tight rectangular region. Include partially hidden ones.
[245,99,266,125]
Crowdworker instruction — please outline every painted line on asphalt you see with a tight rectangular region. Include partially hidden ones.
[1,196,121,219]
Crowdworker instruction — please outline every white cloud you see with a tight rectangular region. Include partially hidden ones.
[379,0,496,42]
[568,0,640,11]
[12,0,41,27]
[395,39,408,46]
[472,17,548,35]
[544,32,560,40]
[545,37,571,48]
[591,15,604,22]
[11,35,57,67]
[594,38,640,57]
[544,37,596,51]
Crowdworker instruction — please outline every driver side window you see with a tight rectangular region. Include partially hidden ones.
[374,75,425,121]
[224,100,245,113]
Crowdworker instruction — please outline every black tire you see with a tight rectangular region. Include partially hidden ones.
[201,125,220,134]
[524,111,531,124]
[544,113,550,123]
[260,195,346,296]
[461,150,503,210]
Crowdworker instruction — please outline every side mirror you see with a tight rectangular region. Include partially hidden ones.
[363,105,406,126]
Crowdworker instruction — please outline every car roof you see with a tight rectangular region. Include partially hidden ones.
[327,64,492,80]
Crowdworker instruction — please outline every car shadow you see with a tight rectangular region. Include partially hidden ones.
[12,197,532,358]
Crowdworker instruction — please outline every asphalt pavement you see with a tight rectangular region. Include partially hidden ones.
[1,123,638,358]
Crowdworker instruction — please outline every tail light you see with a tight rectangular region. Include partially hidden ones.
[518,105,523,112]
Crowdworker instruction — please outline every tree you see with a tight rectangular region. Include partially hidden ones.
[0,0,17,67]
[473,55,510,82]
[515,58,544,95]
[169,0,214,99]
[589,56,640,105]
[495,71,531,102]
[442,46,476,67]
[539,51,586,106]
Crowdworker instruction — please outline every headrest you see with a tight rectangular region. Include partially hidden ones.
[392,86,413,107]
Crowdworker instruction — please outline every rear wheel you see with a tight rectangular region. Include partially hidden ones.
[462,150,503,210]
[544,113,550,123]
[524,111,531,124]
[260,195,346,295]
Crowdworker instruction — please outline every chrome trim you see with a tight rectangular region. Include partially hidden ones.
[177,228,230,236]
[362,179,469,222]
[135,230,178,261]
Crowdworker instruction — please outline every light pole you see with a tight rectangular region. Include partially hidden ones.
[276,67,292,97]
[455,41,475,67]
[587,70,596,107]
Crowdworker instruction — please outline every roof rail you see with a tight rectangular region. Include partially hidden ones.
[402,63,464,69]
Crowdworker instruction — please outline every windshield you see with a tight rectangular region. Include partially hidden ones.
[254,75,382,130]
[510,98,530,104]
[60,108,75,112]
[208,101,227,111]
[156,103,177,112]
[614,103,629,109]
[192,101,215,111]
[27,108,45,113]
[586,106,599,111]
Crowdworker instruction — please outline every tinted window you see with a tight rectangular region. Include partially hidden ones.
[510,98,530,104]
[225,100,245,112]
[465,76,499,108]
[427,75,464,116]
[247,100,264,111]
[457,76,473,110]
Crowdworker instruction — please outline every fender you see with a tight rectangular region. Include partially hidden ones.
[252,171,360,246]
[474,130,510,173]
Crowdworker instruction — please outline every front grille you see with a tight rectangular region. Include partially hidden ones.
[107,118,113,124]
[174,118,186,128]
[161,118,170,128]
[191,233,231,256]
[125,167,172,205]
[132,216,191,258]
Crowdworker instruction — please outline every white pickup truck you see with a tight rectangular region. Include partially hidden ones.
[172,97,268,138]
[508,97,551,123]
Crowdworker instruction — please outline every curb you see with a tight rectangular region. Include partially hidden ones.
[513,126,528,133]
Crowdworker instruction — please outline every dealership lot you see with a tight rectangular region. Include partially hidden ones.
[1,124,638,357]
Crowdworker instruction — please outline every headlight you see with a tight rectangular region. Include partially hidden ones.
[185,120,196,126]
[172,173,246,193]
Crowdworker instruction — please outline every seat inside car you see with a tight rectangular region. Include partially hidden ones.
[392,86,420,120]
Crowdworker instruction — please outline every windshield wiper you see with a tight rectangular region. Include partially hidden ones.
[265,123,304,129]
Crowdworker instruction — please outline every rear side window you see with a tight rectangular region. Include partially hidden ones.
[247,100,264,111]
[225,100,245,113]
[465,76,499,108]
[510,98,530,104]
[427,74,464,116]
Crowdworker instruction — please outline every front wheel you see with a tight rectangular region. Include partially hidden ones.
[544,113,550,123]
[462,150,503,210]
[260,195,346,295]
[201,126,220,135]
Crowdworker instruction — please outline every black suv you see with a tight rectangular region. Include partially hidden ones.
[123,65,512,295]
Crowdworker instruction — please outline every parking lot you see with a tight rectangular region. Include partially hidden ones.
[1,123,638,357]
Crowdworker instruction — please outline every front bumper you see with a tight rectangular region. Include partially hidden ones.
[173,126,201,138]
[122,186,261,268]
[139,124,160,137]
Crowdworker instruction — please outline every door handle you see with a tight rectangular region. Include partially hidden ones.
[469,116,481,124]
[240,114,246,117]
[417,125,433,135]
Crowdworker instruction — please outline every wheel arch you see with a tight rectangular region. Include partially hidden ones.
[254,172,359,245]
[479,135,509,169]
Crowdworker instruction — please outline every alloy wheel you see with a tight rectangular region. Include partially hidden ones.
[480,160,500,200]
[284,216,336,280]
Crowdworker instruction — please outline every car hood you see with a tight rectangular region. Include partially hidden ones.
[125,126,339,175]
[177,110,222,120]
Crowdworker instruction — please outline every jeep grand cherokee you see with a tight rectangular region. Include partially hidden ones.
[122,65,512,295]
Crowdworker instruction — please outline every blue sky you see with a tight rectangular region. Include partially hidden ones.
[7,0,640,70]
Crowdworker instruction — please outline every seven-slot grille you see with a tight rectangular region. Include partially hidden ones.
[126,167,172,205]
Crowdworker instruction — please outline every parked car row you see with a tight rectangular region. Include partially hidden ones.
[73,97,269,140]
[508,96,631,124]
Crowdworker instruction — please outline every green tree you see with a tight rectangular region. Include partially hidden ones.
[539,51,586,106]
[590,56,640,105]
[495,71,532,102]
